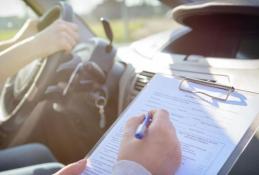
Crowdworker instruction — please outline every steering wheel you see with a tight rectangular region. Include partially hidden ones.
[0,2,75,127]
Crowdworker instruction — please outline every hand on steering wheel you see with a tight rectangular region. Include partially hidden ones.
[0,2,79,125]
[33,19,79,58]
[11,18,79,55]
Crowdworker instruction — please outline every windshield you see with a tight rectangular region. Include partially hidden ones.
[68,0,172,44]
[0,0,37,40]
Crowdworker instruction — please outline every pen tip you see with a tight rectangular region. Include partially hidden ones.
[135,133,144,139]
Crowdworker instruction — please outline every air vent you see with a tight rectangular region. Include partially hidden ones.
[134,71,155,92]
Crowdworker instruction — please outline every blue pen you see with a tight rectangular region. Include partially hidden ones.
[135,112,153,139]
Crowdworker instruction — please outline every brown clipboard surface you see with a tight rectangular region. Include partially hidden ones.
[85,75,259,175]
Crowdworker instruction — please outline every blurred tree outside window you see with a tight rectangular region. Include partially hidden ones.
[0,0,37,41]
[68,0,172,44]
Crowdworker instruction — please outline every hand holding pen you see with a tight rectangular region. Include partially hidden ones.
[118,109,182,175]
[135,112,153,139]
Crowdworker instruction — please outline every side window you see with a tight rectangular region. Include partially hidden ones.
[0,0,37,41]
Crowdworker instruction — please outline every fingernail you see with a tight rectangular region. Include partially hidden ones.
[78,158,87,164]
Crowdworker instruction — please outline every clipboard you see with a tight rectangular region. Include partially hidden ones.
[178,76,235,102]
[178,76,259,174]
[84,74,259,175]
[219,114,259,174]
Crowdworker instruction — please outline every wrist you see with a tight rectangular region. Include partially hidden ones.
[14,36,43,61]
[27,35,45,58]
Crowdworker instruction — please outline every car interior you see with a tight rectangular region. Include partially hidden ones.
[0,0,259,174]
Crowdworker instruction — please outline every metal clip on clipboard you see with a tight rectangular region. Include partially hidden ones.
[179,77,235,101]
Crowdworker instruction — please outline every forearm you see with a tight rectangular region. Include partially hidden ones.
[0,36,40,83]
[0,19,39,52]
[0,19,79,84]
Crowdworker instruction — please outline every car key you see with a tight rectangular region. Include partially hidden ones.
[95,95,107,128]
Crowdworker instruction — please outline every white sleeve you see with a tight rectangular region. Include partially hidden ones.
[112,160,152,175]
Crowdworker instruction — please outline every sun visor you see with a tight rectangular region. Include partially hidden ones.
[172,0,259,27]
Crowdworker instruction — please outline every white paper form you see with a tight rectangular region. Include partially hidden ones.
[82,74,259,175]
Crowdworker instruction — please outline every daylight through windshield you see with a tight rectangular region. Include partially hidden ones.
[68,0,172,44]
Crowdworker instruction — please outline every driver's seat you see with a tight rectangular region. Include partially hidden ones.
[0,143,64,175]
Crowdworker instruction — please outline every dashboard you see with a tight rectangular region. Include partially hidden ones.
[117,16,259,111]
